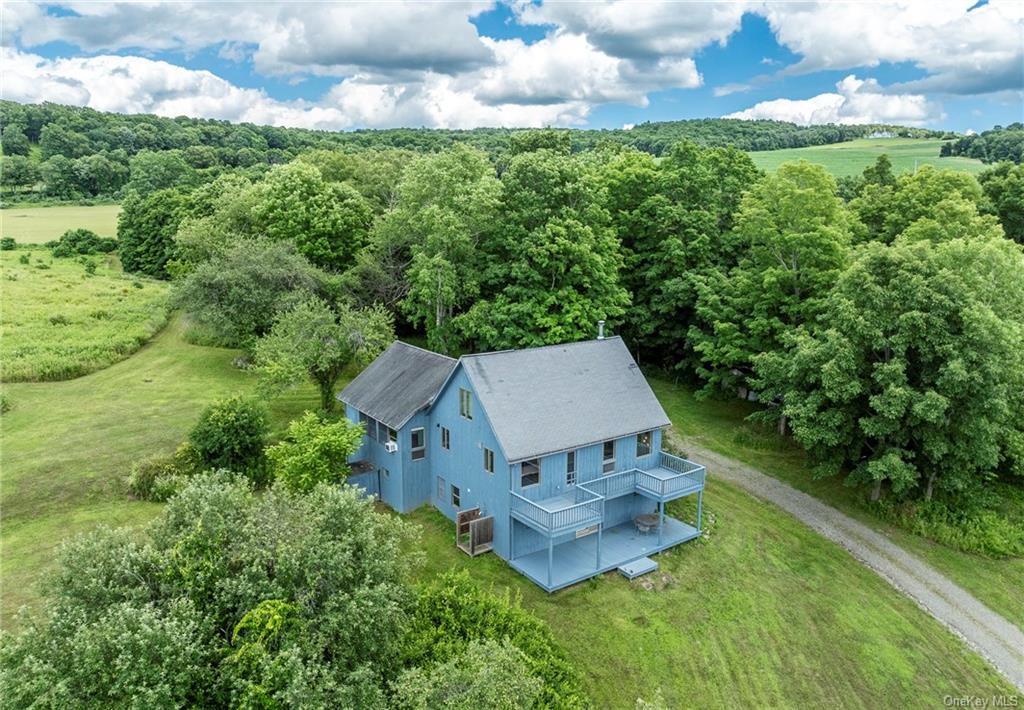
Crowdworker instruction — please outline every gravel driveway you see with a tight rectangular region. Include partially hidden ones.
[681,439,1024,692]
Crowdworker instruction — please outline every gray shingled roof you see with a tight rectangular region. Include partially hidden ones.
[339,341,456,429]
[461,336,670,463]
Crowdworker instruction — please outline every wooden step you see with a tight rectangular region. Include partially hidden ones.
[618,556,658,580]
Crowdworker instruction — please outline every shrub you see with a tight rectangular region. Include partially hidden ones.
[127,443,202,502]
[0,476,420,707]
[392,639,542,710]
[83,259,97,276]
[189,396,269,482]
[48,314,69,326]
[403,571,589,709]
[17,253,30,264]
[50,228,117,258]
[266,412,365,493]
[0,392,10,415]
[0,236,15,250]
[871,487,1024,558]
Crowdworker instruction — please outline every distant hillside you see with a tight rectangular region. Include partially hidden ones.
[748,138,987,177]
[1,99,945,160]
[942,123,1023,164]
[0,99,950,203]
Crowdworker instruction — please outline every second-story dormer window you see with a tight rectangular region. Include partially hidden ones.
[602,440,616,474]
[459,388,473,419]
[636,430,652,457]
[521,459,540,487]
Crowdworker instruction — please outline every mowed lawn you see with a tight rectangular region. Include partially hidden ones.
[650,380,1024,629]
[411,485,1011,707]
[748,138,988,177]
[0,323,1012,703]
[0,317,319,630]
[0,204,122,243]
[0,251,170,381]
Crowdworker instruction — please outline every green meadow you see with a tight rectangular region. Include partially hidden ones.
[748,138,988,177]
[0,250,169,381]
[0,204,122,243]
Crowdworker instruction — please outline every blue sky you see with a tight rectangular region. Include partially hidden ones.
[3,1,1021,132]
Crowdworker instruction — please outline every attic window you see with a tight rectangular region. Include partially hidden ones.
[521,459,540,487]
[483,447,495,474]
[459,388,473,420]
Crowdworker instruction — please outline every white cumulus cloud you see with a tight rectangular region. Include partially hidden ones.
[726,75,944,126]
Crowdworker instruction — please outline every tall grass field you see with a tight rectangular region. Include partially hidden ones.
[0,249,169,381]
[0,204,122,244]
[748,138,987,177]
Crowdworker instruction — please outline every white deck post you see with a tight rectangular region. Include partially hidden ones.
[510,516,515,560]
[547,537,554,587]
[596,524,602,568]
[658,500,665,546]
[697,490,703,532]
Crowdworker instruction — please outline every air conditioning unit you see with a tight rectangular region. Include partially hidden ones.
[384,441,398,453]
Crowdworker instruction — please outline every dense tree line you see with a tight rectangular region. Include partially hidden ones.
[941,123,1024,164]
[131,135,1024,557]
[1,99,948,203]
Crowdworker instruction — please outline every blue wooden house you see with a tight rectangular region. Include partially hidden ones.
[339,334,706,592]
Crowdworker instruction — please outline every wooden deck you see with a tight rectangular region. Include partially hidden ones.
[508,516,699,592]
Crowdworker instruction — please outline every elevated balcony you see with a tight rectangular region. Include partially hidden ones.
[510,486,604,535]
[509,452,705,536]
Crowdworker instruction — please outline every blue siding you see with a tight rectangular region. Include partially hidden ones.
[428,368,514,558]
[346,361,700,592]
[345,403,405,511]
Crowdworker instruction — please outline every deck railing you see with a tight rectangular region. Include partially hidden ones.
[578,469,637,499]
[510,488,603,533]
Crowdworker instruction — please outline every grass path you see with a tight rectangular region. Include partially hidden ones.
[0,316,317,629]
[683,440,1024,691]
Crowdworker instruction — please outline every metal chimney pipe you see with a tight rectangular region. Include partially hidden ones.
[597,320,605,340]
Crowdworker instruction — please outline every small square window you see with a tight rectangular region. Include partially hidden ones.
[441,426,450,450]
[381,467,389,478]
[566,450,577,486]
[451,484,461,508]
[636,430,652,457]
[411,428,426,460]
[387,427,397,444]
[459,388,473,420]
[484,447,495,474]
[602,440,616,474]
[521,459,540,487]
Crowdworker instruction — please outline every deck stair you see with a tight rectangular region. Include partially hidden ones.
[618,556,658,580]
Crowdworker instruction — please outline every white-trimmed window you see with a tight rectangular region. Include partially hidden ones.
[483,447,495,474]
[521,459,540,487]
[441,426,451,450]
[387,427,397,445]
[411,428,426,460]
[602,440,616,474]
[451,484,461,508]
[636,430,652,457]
[566,450,577,486]
[437,476,445,500]
[459,388,473,420]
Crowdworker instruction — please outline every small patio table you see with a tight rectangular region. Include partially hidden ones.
[635,513,660,535]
